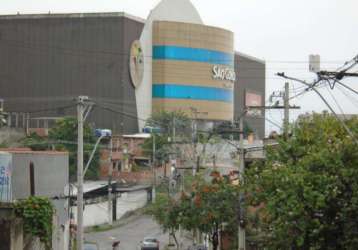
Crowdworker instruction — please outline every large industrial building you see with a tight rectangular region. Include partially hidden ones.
[0,0,266,138]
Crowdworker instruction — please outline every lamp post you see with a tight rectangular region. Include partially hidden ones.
[94,129,113,225]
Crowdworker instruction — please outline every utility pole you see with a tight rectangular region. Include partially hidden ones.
[108,137,113,225]
[283,82,290,140]
[76,96,87,250]
[190,107,198,177]
[152,131,156,202]
[267,82,300,139]
[238,115,245,250]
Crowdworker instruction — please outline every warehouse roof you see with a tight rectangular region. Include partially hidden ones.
[0,12,145,23]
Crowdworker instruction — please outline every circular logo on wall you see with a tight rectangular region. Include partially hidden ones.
[129,40,144,88]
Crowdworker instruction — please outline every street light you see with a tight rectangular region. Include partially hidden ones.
[83,129,112,176]
[86,129,114,226]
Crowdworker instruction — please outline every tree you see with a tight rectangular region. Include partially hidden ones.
[181,172,239,250]
[142,110,191,163]
[145,193,181,232]
[148,172,240,250]
[215,120,254,140]
[245,113,358,249]
[22,117,100,180]
[48,117,100,180]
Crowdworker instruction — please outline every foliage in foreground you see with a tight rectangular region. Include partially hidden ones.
[14,196,54,249]
[245,113,358,249]
[147,172,240,250]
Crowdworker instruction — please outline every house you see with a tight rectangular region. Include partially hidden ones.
[100,133,151,177]
[0,149,69,250]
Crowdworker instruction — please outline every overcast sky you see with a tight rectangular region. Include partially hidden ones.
[1,0,357,133]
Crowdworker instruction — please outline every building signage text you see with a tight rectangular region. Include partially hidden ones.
[212,65,236,82]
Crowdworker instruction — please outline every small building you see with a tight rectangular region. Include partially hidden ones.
[100,133,151,177]
[0,149,69,250]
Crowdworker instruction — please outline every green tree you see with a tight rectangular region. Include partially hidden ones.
[22,117,100,180]
[142,110,191,162]
[215,120,254,140]
[21,132,50,151]
[180,173,239,250]
[245,113,358,249]
[148,172,240,250]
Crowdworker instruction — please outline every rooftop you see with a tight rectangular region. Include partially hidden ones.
[0,11,145,23]
[236,51,265,64]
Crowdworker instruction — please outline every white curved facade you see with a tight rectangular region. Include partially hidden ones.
[136,0,203,130]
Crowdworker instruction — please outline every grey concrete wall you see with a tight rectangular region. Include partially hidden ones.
[0,218,23,250]
[10,152,69,199]
[9,152,70,250]
[234,53,266,139]
[0,13,144,134]
[0,220,11,250]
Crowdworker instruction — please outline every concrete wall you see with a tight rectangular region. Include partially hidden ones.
[6,151,70,250]
[72,190,148,227]
[0,218,23,250]
[10,152,69,199]
[0,13,144,134]
[234,53,266,139]
[0,220,11,250]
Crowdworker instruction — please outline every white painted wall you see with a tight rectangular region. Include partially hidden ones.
[72,190,148,227]
[136,0,203,130]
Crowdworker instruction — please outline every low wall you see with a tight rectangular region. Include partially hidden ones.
[72,190,148,227]
[101,165,171,184]
[114,171,153,184]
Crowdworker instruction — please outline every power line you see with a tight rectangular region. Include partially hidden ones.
[0,38,352,64]
[325,85,346,118]
[336,85,358,109]
[335,80,358,96]
[277,72,358,145]
[4,103,76,114]
[265,117,282,130]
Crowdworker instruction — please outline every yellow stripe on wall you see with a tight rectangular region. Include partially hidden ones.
[153,98,234,121]
[153,60,235,89]
[153,21,234,53]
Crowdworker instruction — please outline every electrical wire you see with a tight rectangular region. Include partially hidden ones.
[335,80,358,96]
[277,72,358,145]
[0,37,350,65]
[265,117,282,130]
[325,85,346,119]
[336,85,358,109]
